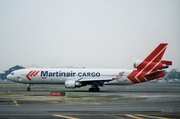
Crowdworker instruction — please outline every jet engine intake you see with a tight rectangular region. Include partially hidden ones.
[65,80,82,88]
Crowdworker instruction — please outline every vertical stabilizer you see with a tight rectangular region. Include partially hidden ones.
[128,43,172,84]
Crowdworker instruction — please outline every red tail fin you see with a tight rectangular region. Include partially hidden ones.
[128,43,172,84]
[136,43,168,70]
[144,43,167,62]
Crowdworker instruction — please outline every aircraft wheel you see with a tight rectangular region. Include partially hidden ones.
[89,88,100,92]
[89,88,93,92]
[27,87,30,91]
[94,88,100,92]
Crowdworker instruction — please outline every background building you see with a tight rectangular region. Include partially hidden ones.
[0,65,25,80]
[0,64,40,80]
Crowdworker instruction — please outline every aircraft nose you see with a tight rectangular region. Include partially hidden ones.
[6,74,12,80]
[7,73,20,82]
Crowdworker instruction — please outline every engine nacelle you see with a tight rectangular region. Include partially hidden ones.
[162,64,169,68]
[133,60,143,68]
[65,80,82,88]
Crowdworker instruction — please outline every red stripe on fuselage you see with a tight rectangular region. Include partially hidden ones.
[29,71,37,76]
[26,70,40,81]
[33,71,39,76]
[26,71,33,80]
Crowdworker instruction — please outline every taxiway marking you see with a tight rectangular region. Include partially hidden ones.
[125,114,143,119]
[53,114,79,119]
[135,114,170,119]
[13,100,19,106]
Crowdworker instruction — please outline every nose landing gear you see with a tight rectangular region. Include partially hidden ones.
[27,84,31,91]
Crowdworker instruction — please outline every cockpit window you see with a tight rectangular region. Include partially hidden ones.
[10,72,14,75]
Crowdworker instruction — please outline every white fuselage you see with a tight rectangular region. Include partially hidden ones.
[8,68,133,85]
[6,43,172,92]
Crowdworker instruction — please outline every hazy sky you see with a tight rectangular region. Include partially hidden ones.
[0,0,180,71]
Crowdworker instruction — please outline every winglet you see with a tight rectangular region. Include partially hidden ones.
[115,72,125,81]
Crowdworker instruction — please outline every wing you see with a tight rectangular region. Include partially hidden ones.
[78,77,114,82]
[65,77,114,89]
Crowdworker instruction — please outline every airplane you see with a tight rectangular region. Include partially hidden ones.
[7,43,172,92]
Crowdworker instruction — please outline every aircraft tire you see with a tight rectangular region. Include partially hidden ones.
[89,88,100,92]
[27,87,30,91]
[89,88,93,92]
[94,88,100,92]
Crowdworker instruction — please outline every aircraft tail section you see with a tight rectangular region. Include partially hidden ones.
[143,70,165,80]
[128,43,172,84]
[143,43,167,62]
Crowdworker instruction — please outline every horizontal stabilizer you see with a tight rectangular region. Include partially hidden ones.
[161,60,172,65]
[143,70,164,78]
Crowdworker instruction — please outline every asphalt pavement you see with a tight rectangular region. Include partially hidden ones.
[0,82,180,119]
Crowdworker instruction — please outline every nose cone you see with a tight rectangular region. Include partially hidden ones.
[7,74,17,82]
[6,74,12,80]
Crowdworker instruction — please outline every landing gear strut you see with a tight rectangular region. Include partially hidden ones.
[27,84,31,91]
[89,82,101,92]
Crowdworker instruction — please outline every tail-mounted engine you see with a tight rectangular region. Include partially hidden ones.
[133,60,172,70]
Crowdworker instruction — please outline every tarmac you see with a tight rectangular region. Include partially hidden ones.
[0,82,180,119]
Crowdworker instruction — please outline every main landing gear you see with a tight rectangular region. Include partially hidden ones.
[89,87,100,92]
[89,82,101,92]
[27,84,31,91]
